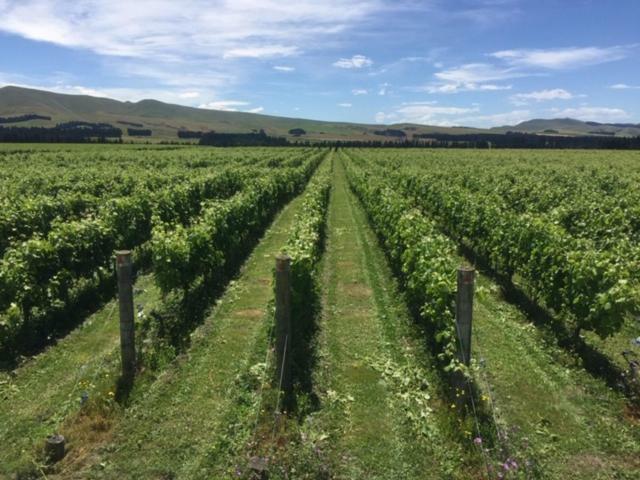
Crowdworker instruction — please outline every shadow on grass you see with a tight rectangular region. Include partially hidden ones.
[115,374,134,404]
[0,251,153,372]
[137,191,307,372]
[457,242,638,402]
[286,274,321,415]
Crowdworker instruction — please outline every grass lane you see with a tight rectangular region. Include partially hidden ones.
[0,273,161,476]
[306,158,473,479]
[472,271,640,478]
[61,184,310,479]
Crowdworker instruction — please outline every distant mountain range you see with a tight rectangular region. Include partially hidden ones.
[1,85,639,141]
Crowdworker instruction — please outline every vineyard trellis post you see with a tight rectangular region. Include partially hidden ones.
[456,265,475,367]
[44,434,65,463]
[275,254,292,397]
[116,250,136,381]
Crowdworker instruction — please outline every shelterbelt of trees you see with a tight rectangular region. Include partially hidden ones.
[1,122,640,148]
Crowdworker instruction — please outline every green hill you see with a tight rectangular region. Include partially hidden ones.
[1,85,638,141]
[491,118,640,137]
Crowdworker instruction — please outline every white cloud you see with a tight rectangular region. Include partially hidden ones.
[0,0,382,94]
[247,106,264,113]
[333,54,373,69]
[451,110,532,128]
[178,91,200,99]
[609,83,640,90]
[510,88,575,105]
[378,83,390,95]
[418,63,517,94]
[435,63,524,84]
[273,66,295,72]
[549,107,631,122]
[338,102,352,107]
[491,45,632,70]
[198,100,250,111]
[223,45,299,59]
[0,1,381,58]
[422,82,512,94]
[374,111,388,123]
[352,88,368,95]
[394,102,480,124]
[375,100,533,128]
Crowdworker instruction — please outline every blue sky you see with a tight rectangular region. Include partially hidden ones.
[0,0,638,127]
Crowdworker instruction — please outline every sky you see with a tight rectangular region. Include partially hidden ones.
[0,0,638,128]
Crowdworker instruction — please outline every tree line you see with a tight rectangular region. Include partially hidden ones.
[0,114,52,124]
[0,124,122,142]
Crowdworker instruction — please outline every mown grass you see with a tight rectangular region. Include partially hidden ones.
[0,273,162,477]
[470,269,640,478]
[53,181,309,479]
[277,157,480,479]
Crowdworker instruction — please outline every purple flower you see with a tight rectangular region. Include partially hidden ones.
[473,436,482,445]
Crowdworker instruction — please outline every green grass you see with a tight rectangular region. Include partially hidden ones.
[290,157,479,479]
[2,145,639,479]
[0,273,162,476]
[471,271,640,478]
[55,186,309,479]
[0,86,486,142]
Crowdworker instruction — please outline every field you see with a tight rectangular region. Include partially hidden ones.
[1,144,639,479]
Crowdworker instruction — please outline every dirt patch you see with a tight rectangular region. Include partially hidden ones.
[568,453,606,472]
[56,410,115,476]
[234,308,264,319]
[623,402,640,423]
[257,277,271,286]
[340,307,371,319]
[566,451,640,474]
[337,260,355,269]
[342,282,372,298]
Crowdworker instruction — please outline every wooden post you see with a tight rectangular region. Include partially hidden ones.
[275,254,292,397]
[44,434,65,463]
[116,250,136,380]
[456,266,475,366]
[249,456,269,479]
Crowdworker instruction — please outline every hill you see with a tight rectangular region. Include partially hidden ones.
[1,85,638,141]
[492,118,640,137]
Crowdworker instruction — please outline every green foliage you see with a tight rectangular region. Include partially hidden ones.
[284,161,332,288]
[152,154,324,297]
[343,156,463,373]
[277,159,332,393]
[0,146,325,361]
[351,148,640,340]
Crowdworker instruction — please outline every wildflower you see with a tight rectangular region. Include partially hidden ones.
[450,403,456,409]
[481,394,489,402]
[473,436,482,445]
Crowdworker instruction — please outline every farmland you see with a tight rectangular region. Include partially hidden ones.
[1,144,639,479]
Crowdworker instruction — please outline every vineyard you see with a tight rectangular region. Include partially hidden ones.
[1,144,639,479]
